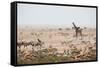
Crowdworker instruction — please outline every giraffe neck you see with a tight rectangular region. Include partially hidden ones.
[72,23,77,29]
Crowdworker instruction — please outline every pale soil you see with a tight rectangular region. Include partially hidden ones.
[17,27,96,54]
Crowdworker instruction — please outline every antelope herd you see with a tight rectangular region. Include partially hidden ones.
[17,23,96,64]
[17,38,44,49]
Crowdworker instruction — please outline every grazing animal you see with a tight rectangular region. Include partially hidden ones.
[17,38,44,51]
[17,41,29,49]
[34,39,44,48]
[17,41,25,48]
[72,22,83,39]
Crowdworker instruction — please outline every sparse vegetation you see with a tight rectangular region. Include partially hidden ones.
[58,28,62,31]
[17,27,96,64]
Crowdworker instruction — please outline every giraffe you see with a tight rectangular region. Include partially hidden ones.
[72,22,83,39]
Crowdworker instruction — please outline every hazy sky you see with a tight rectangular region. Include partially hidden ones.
[17,3,96,28]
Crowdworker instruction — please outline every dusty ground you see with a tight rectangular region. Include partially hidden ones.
[17,26,96,64]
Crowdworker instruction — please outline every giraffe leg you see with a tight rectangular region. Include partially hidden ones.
[80,30,82,40]
[76,30,78,38]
